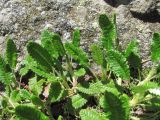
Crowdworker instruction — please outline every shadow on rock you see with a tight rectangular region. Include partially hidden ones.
[103,0,132,7]
[130,10,160,23]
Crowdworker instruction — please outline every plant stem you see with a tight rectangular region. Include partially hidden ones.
[1,94,16,108]
[8,98,15,109]
[9,115,16,120]
[130,116,140,120]
[101,66,106,80]
[138,66,157,86]
[130,65,157,107]
[12,69,18,87]
[107,70,112,80]
[130,93,141,107]
[60,40,74,82]
[62,76,70,89]
[52,63,70,89]
[65,54,74,80]
[19,76,23,89]
[117,78,122,86]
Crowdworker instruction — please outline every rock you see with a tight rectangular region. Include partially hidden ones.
[116,4,160,67]
[103,0,132,7]
[129,0,160,22]
[130,0,157,14]
[0,0,159,68]
[157,1,160,14]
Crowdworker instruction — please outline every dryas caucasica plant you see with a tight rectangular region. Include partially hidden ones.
[0,14,160,120]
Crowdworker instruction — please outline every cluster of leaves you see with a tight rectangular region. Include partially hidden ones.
[0,14,160,120]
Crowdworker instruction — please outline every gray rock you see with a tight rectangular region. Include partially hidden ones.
[129,0,160,22]
[0,0,159,68]
[116,4,160,67]
[130,0,157,14]
[157,1,160,15]
[103,0,132,7]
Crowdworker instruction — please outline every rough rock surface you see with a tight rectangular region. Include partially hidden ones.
[0,0,160,67]
[130,0,159,14]
[129,0,160,22]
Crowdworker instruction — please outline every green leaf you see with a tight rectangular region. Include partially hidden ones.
[74,68,86,77]
[20,56,57,81]
[19,89,31,99]
[151,32,160,62]
[19,55,37,76]
[112,13,116,25]
[90,44,105,66]
[72,29,80,47]
[58,116,63,120]
[71,94,87,109]
[10,89,32,102]
[28,77,44,96]
[30,67,57,82]
[149,88,160,96]
[103,81,120,95]
[21,55,37,66]
[20,55,57,80]
[10,90,21,102]
[99,14,115,38]
[19,67,29,76]
[124,39,139,58]
[48,82,64,102]
[125,40,141,78]
[77,81,106,95]
[80,109,108,120]
[145,97,160,111]
[41,29,59,58]
[41,29,53,45]
[101,37,113,51]
[15,105,49,120]
[27,42,54,72]
[52,34,66,56]
[0,55,12,85]
[41,31,66,57]
[39,31,65,72]
[0,55,6,69]
[127,52,141,78]
[107,50,130,80]
[127,52,141,69]
[99,14,116,50]
[31,95,44,107]
[1,98,8,108]
[65,43,89,66]
[5,38,17,68]
[131,82,159,94]
[99,92,130,120]
[120,94,130,120]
